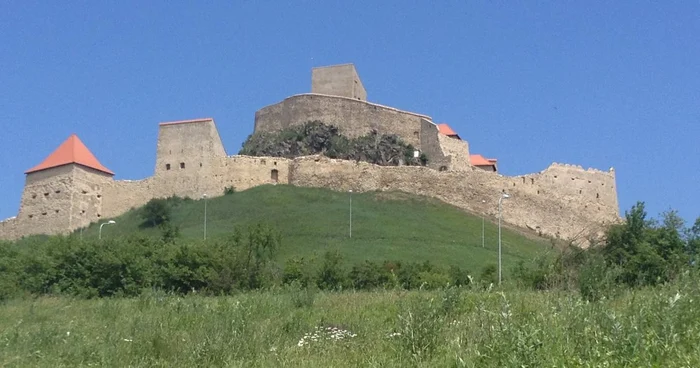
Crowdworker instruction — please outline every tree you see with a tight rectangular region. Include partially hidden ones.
[141,198,171,228]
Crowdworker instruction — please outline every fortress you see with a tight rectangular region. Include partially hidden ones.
[0,64,620,245]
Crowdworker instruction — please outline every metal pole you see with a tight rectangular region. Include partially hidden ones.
[349,190,352,238]
[99,220,116,240]
[498,198,502,285]
[482,215,485,248]
[481,199,486,248]
[497,194,509,285]
[203,194,207,240]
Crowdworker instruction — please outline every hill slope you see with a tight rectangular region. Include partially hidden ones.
[80,185,550,273]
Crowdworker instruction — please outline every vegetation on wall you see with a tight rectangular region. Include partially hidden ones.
[239,121,426,166]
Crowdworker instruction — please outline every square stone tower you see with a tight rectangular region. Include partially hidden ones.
[311,63,367,101]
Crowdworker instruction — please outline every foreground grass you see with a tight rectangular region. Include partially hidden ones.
[72,185,548,273]
[2,276,700,367]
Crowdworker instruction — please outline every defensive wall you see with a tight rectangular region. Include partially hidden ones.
[0,116,618,244]
[0,63,620,244]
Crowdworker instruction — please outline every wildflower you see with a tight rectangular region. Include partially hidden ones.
[66,331,70,337]
[123,338,133,342]
[669,292,681,307]
[297,325,357,347]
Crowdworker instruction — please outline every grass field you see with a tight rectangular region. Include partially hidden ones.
[75,185,550,274]
[1,275,699,367]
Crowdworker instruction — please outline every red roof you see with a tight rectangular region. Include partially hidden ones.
[437,123,460,138]
[470,154,498,167]
[25,134,114,175]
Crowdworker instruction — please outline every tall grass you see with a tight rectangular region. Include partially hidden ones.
[1,274,699,367]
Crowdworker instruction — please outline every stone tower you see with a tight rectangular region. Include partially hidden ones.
[153,118,227,198]
[311,63,367,101]
[18,134,114,235]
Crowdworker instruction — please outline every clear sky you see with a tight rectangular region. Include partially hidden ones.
[1,1,698,224]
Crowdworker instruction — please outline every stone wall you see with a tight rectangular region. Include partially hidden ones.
[437,133,471,171]
[0,217,17,241]
[289,156,618,245]
[0,152,619,245]
[155,118,227,175]
[311,64,367,101]
[102,155,292,220]
[419,119,452,170]
[254,94,432,149]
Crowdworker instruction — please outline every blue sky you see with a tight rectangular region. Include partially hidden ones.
[1,1,698,224]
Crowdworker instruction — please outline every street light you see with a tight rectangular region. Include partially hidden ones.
[203,193,207,240]
[482,199,486,248]
[498,193,510,285]
[349,189,353,238]
[99,220,116,240]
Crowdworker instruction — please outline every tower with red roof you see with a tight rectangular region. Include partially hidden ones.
[17,134,114,235]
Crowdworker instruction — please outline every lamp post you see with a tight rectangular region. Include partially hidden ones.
[203,193,207,240]
[498,193,510,285]
[349,189,352,238]
[482,199,486,248]
[99,220,116,240]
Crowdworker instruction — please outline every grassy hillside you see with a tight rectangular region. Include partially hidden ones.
[76,185,549,274]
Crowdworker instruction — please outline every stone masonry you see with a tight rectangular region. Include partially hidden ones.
[0,63,620,245]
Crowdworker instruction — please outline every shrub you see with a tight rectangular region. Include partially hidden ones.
[348,260,390,290]
[224,186,235,195]
[480,263,498,285]
[447,265,472,287]
[141,198,172,228]
[239,121,426,166]
[316,251,346,290]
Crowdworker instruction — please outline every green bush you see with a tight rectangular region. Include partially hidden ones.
[141,198,172,228]
[316,251,346,290]
[480,263,498,285]
[347,260,390,290]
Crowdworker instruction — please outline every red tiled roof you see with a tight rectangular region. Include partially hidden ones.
[470,154,497,167]
[25,134,114,175]
[437,123,459,138]
[159,117,213,126]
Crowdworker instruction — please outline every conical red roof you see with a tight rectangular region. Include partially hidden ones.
[25,134,114,175]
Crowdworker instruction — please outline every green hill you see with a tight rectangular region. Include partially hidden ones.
[76,185,550,274]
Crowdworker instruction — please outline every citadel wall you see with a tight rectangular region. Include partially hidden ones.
[0,151,619,245]
[288,156,619,244]
[254,94,432,149]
